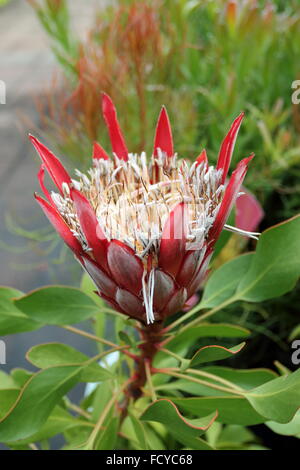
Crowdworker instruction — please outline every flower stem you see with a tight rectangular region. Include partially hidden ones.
[145,360,157,402]
[123,322,164,403]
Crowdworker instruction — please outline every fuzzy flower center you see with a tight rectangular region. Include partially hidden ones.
[52,151,224,259]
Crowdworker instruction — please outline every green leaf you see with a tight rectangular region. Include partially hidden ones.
[157,367,276,398]
[267,410,300,436]
[129,414,148,450]
[15,286,100,325]
[288,324,300,341]
[141,399,216,450]
[235,216,300,302]
[171,396,266,425]
[165,323,250,354]
[0,287,40,335]
[203,366,277,390]
[95,416,119,450]
[91,381,114,422]
[10,369,33,388]
[190,342,245,367]
[201,254,253,308]
[245,368,300,423]
[0,389,20,419]
[26,343,112,382]
[6,406,86,446]
[0,365,82,442]
[0,371,17,390]
[63,426,91,450]
[218,424,256,447]
[119,331,135,348]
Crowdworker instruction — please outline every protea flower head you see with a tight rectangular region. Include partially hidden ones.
[31,94,257,325]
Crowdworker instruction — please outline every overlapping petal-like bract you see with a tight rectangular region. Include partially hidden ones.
[31,94,254,325]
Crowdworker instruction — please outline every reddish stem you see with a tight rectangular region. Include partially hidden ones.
[119,321,165,420]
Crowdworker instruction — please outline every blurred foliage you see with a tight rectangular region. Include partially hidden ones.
[28,0,300,217]
[0,0,11,7]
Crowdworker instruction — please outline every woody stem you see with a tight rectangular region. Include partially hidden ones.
[119,321,164,420]
[129,321,164,399]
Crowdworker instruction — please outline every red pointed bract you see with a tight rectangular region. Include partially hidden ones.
[196,149,208,167]
[209,154,254,244]
[34,193,82,253]
[153,270,175,313]
[164,287,187,317]
[107,240,143,295]
[82,256,116,298]
[159,202,188,278]
[92,141,109,160]
[216,113,244,184]
[30,135,71,194]
[71,188,108,271]
[102,93,128,161]
[116,288,145,318]
[37,165,55,206]
[153,106,174,158]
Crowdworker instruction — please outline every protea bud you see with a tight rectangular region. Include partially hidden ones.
[31,93,256,326]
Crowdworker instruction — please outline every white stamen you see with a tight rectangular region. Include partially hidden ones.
[224,224,260,240]
[142,269,156,324]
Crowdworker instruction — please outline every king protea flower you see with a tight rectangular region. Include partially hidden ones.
[31,94,257,325]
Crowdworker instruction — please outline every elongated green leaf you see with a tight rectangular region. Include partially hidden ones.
[165,323,250,355]
[95,416,119,450]
[0,390,20,419]
[10,369,33,388]
[203,366,277,390]
[157,367,277,398]
[267,410,300,436]
[0,365,82,442]
[289,324,300,342]
[63,426,92,450]
[171,396,266,425]
[129,414,148,450]
[15,286,100,325]
[26,343,112,382]
[91,381,114,422]
[6,406,86,446]
[190,342,245,367]
[201,254,253,308]
[0,371,17,390]
[236,215,300,302]
[0,287,40,335]
[218,424,256,447]
[141,399,216,450]
[245,368,300,423]
[157,379,230,397]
